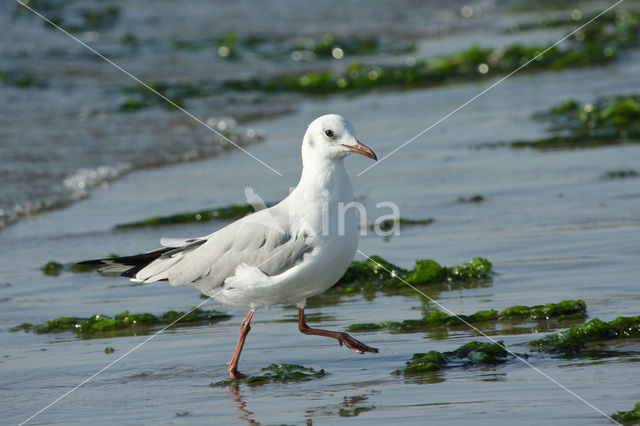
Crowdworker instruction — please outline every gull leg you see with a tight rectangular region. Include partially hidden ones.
[298,308,378,354]
[227,309,255,379]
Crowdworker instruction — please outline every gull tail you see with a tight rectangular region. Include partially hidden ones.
[78,247,174,278]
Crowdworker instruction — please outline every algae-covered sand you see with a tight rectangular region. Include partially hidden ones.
[13,308,231,338]
[510,94,640,150]
[349,300,587,332]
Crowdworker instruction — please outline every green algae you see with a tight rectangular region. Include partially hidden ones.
[601,169,638,179]
[500,300,587,320]
[0,69,46,88]
[439,257,493,283]
[611,402,640,423]
[300,33,413,59]
[335,255,407,290]
[311,34,379,57]
[451,341,509,364]
[115,204,261,229]
[14,0,121,32]
[215,32,240,59]
[11,323,33,332]
[246,363,327,386]
[403,259,444,286]
[339,405,376,417]
[396,340,510,375]
[42,261,64,276]
[458,195,484,203]
[120,79,213,111]
[14,308,231,338]
[76,6,120,31]
[371,217,434,232]
[113,11,639,107]
[210,363,327,387]
[118,32,138,46]
[512,95,640,150]
[332,256,492,294]
[404,256,492,286]
[43,255,118,275]
[223,12,639,94]
[349,300,586,332]
[68,261,108,273]
[123,34,412,110]
[509,8,628,32]
[47,5,119,33]
[400,350,447,373]
[173,33,235,54]
[530,315,640,356]
[173,32,413,61]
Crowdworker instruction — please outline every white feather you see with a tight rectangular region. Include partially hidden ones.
[127,115,367,309]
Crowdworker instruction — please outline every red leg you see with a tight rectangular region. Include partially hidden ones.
[227,309,255,379]
[298,308,378,354]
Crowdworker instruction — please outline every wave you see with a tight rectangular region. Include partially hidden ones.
[0,118,266,232]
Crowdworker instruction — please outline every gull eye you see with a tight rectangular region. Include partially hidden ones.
[324,129,334,138]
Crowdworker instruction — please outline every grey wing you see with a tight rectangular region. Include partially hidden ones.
[132,209,313,293]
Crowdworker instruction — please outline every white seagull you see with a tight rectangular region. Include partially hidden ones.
[83,114,378,379]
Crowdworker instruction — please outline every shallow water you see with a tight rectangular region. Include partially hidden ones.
[2,0,640,425]
[1,0,479,228]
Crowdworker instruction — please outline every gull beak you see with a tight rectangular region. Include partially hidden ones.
[344,140,377,161]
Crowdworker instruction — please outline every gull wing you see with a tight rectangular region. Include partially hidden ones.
[132,207,313,293]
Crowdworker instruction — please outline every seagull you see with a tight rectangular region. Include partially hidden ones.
[83,114,378,379]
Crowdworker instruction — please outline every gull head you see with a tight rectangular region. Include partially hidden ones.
[303,114,377,161]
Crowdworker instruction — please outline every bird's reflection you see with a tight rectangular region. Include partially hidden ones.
[227,384,314,425]
[228,383,261,426]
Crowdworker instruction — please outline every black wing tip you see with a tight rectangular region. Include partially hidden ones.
[78,247,177,278]
[77,259,109,266]
[121,267,138,278]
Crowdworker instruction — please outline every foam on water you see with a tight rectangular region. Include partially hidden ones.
[63,162,133,198]
[0,114,265,231]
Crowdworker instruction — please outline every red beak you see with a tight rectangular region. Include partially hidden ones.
[344,140,377,160]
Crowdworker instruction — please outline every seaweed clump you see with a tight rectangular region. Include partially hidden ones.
[43,255,118,275]
[13,308,231,338]
[458,194,484,203]
[0,69,46,88]
[601,169,638,179]
[334,255,407,291]
[349,300,586,332]
[396,340,510,375]
[115,203,261,229]
[210,363,327,387]
[512,95,640,150]
[332,256,492,294]
[371,217,434,232]
[530,315,640,356]
[611,402,640,423]
[120,79,213,111]
[305,33,411,58]
[339,405,376,417]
